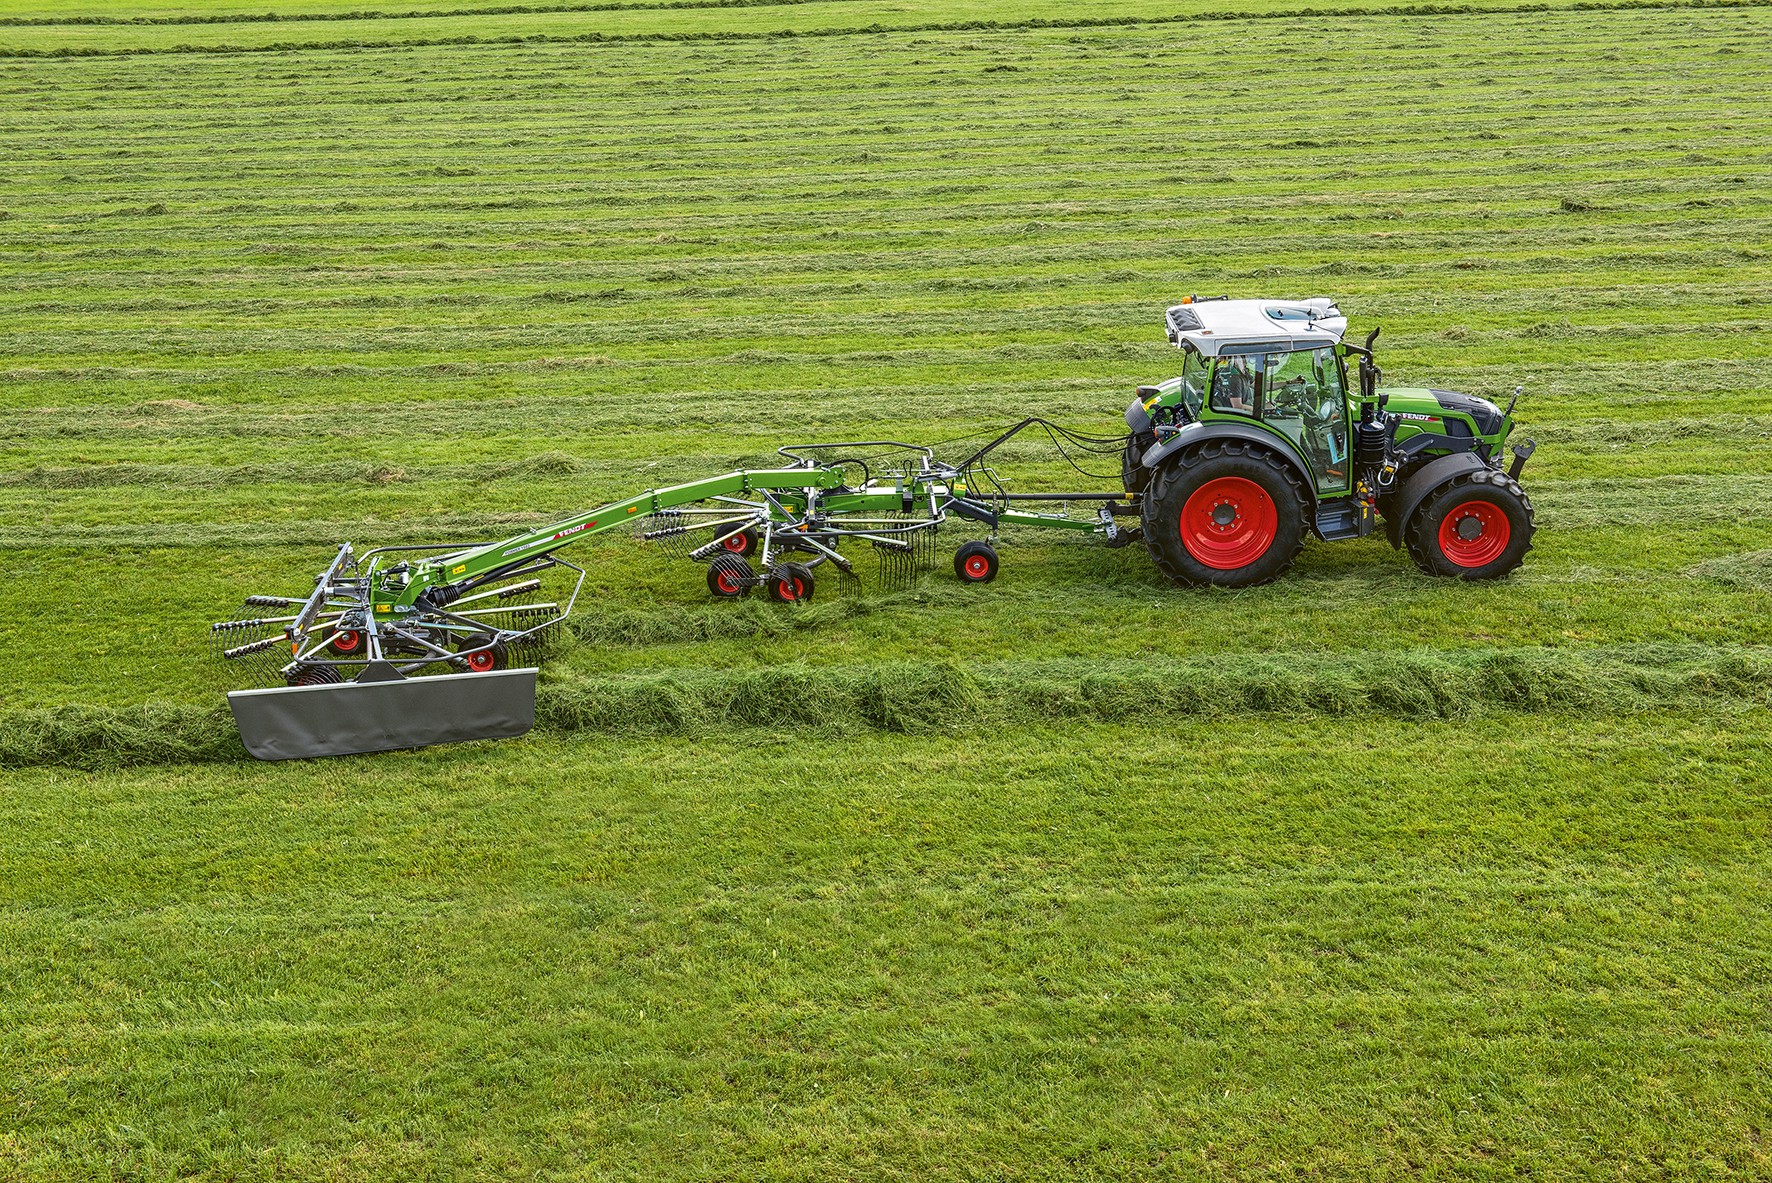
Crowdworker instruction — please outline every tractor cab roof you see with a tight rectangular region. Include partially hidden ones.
[1164,297,1347,357]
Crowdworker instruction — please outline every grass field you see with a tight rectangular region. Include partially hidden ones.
[3,0,1771,1176]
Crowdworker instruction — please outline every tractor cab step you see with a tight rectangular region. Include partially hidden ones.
[1314,497,1374,542]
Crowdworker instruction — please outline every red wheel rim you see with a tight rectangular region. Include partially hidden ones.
[722,533,748,553]
[784,578,804,601]
[333,630,361,653]
[466,650,496,672]
[1438,499,1510,567]
[1179,476,1278,570]
[715,569,742,594]
[964,555,991,579]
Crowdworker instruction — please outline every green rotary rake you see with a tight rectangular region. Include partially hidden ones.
[213,432,1134,760]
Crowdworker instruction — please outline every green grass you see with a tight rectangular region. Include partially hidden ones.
[2,0,1771,1175]
[5,719,1772,1178]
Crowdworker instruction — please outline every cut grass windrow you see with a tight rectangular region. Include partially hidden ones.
[6,644,1772,770]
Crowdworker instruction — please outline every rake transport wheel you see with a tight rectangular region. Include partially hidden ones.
[1405,468,1536,579]
[707,553,753,598]
[326,629,365,657]
[766,562,815,603]
[456,632,509,673]
[1141,440,1309,588]
[954,540,999,584]
[719,527,759,558]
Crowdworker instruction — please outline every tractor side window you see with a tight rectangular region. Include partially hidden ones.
[1263,347,1350,494]
[1209,354,1261,416]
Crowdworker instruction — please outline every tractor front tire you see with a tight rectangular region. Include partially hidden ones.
[1405,468,1535,579]
[1141,440,1309,588]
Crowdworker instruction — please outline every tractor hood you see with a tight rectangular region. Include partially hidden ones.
[1380,386,1508,439]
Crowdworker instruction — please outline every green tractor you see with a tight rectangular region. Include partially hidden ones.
[1123,296,1536,587]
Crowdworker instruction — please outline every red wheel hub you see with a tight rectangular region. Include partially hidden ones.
[722,533,748,553]
[1438,499,1510,568]
[1179,476,1279,570]
[963,555,991,579]
[465,649,496,673]
[332,630,362,653]
[715,568,743,594]
[781,577,804,601]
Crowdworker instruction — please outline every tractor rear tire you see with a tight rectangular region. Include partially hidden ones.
[1140,440,1309,588]
[1405,468,1535,579]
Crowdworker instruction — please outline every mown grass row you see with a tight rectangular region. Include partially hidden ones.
[0,0,879,25]
[7,643,1772,770]
[2,11,1764,404]
[9,409,1771,487]
[8,475,1772,539]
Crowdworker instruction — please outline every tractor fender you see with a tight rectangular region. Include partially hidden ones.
[1125,396,1154,435]
[1384,451,1492,548]
[1142,421,1316,508]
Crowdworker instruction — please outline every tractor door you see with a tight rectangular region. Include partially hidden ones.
[1261,346,1351,496]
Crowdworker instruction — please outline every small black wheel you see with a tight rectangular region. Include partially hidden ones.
[1405,468,1536,580]
[954,540,999,584]
[287,663,344,687]
[766,562,815,603]
[717,527,759,558]
[326,629,365,657]
[455,631,509,673]
[708,553,753,598]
